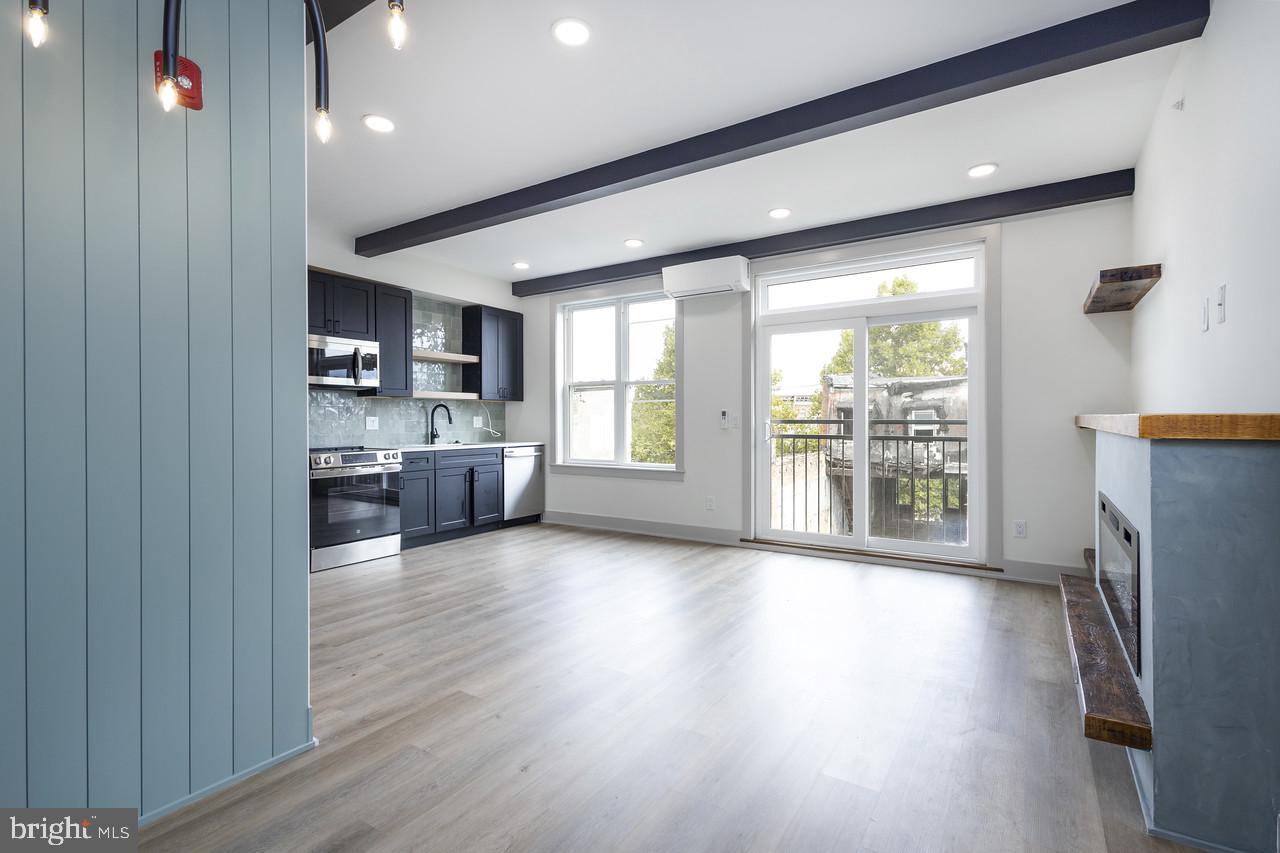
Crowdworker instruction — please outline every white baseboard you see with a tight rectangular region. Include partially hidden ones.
[544,512,1076,586]
[542,511,741,546]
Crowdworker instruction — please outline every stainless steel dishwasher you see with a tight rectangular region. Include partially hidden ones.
[503,445,545,520]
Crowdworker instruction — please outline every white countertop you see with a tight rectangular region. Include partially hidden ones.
[400,441,545,452]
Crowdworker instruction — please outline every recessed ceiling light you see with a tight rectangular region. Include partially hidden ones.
[362,114,395,133]
[768,208,792,220]
[512,261,531,271]
[623,238,644,249]
[552,18,591,46]
[967,162,998,178]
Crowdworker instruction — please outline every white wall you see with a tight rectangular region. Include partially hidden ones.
[517,201,1136,579]
[308,219,518,309]
[1130,0,1280,412]
[1001,200,1134,572]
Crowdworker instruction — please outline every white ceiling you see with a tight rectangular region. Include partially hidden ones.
[306,0,1177,282]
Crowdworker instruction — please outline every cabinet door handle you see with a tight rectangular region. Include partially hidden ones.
[399,476,404,490]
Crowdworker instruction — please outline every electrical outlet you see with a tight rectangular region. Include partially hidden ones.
[1013,520,1028,539]
[365,416,379,430]
[473,416,484,428]
[1216,283,1227,324]
[704,496,716,511]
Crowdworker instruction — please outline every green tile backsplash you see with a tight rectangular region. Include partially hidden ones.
[309,294,507,448]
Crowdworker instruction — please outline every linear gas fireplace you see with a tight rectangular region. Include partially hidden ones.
[1097,492,1140,675]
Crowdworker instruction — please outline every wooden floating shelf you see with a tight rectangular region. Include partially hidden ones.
[411,390,479,400]
[412,349,479,364]
[1082,264,1162,314]
[1076,413,1280,441]
[1059,572,1152,750]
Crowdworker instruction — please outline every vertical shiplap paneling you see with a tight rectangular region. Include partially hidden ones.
[186,0,235,793]
[0,0,28,808]
[229,0,275,772]
[84,0,142,809]
[138,0,191,814]
[269,0,310,753]
[23,0,88,808]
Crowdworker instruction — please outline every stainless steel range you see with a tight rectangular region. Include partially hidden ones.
[309,446,402,572]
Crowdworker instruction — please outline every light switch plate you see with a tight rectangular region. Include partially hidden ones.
[365,416,379,430]
[473,416,484,428]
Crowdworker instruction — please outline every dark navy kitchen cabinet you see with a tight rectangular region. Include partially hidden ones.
[434,467,472,533]
[370,283,412,397]
[307,270,376,342]
[462,306,523,401]
[399,469,435,539]
[472,464,503,526]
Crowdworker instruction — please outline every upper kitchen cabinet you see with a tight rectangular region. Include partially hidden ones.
[369,284,413,397]
[307,270,376,342]
[462,306,523,401]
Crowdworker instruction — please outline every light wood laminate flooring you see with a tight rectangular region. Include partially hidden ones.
[142,524,1185,852]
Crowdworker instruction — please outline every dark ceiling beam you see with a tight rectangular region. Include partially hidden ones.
[356,0,1207,258]
[307,0,377,41]
[510,170,1135,296]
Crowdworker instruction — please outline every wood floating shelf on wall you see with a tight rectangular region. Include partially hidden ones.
[1082,264,1162,314]
[1076,413,1280,440]
[1059,573,1153,750]
[412,349,479,365]
[411,390,480,401]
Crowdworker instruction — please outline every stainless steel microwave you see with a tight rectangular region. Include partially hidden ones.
[307,334,380,389]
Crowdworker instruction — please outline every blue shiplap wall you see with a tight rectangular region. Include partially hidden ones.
[0,0,311,818]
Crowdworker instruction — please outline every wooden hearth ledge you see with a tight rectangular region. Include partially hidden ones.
[1075,413,1280,441]
[1060,551,1152,750]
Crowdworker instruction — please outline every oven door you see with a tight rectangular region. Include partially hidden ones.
[308,334,380,388]
[310,465,401,550]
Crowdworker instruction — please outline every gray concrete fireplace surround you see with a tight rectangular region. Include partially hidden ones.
[1090,429,1280,853]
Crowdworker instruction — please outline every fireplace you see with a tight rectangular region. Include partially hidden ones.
[1097,492,1140,675]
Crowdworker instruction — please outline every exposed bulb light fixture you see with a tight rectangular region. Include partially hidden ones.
[967,162,998,178]
[623,239,644,249]
[387,1,406,50]
[26,1,48,48]
[304,0,332,143]
[363,114,395,133]
[158,77,179,112]
[768,207,792,219]
[315,109,333,143]
[552,18,590,46]
[512,261,531,271]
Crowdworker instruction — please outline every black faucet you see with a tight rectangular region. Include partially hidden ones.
[429,403,453,444]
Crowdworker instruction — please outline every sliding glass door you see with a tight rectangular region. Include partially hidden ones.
[754,243,984,562]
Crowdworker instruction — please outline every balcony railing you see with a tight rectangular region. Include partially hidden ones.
[769,418,968,545]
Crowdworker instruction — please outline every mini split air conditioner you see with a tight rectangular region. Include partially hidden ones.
[661,256,751,299]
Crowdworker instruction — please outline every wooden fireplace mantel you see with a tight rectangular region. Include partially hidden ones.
[1075,413,1280,441]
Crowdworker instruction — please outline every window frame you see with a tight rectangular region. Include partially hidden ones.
[558,289,683,475]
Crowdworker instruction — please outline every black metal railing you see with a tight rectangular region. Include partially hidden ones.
[769,418,968,544]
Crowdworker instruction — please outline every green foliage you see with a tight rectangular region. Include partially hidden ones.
[629,325,677,464]
[770,369,823,454]
[820,276,967,380]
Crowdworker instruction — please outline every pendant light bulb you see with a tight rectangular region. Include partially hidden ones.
[387,3,406,50]
[314,109,333,144]
[26,7,48,48]
[158,77,179,112]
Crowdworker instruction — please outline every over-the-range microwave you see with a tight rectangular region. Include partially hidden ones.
[307,334,380,389]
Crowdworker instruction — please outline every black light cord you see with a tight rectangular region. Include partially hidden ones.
[304,0,329,115]
[160,0,182,81]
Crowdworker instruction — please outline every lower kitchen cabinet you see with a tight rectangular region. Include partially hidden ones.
[434,467,472,533]
[399,469,435,538]
[472,464,503,526]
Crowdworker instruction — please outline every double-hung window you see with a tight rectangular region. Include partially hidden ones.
[563,295,679,469]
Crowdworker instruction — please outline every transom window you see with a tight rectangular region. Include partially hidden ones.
[764,250,977,314]
[563,295,679,467]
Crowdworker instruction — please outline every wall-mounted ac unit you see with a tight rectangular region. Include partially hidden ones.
[662,256,751,299]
